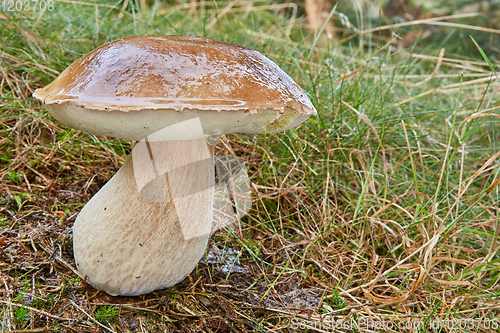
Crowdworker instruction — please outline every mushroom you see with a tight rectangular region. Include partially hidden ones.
[33,35,317,296]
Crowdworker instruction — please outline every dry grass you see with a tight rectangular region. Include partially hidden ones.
[1,0,500,332]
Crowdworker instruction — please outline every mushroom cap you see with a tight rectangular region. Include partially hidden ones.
[33,35,316,140]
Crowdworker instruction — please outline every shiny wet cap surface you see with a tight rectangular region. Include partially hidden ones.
[33,35,316,114]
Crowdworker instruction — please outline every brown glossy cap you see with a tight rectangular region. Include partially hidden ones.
[33,35,316,140]
[33,35,315,114]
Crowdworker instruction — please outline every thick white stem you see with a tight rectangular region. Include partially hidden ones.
[73,138,214,296]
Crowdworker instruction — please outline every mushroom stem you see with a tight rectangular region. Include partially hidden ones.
[73,138,214,296]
